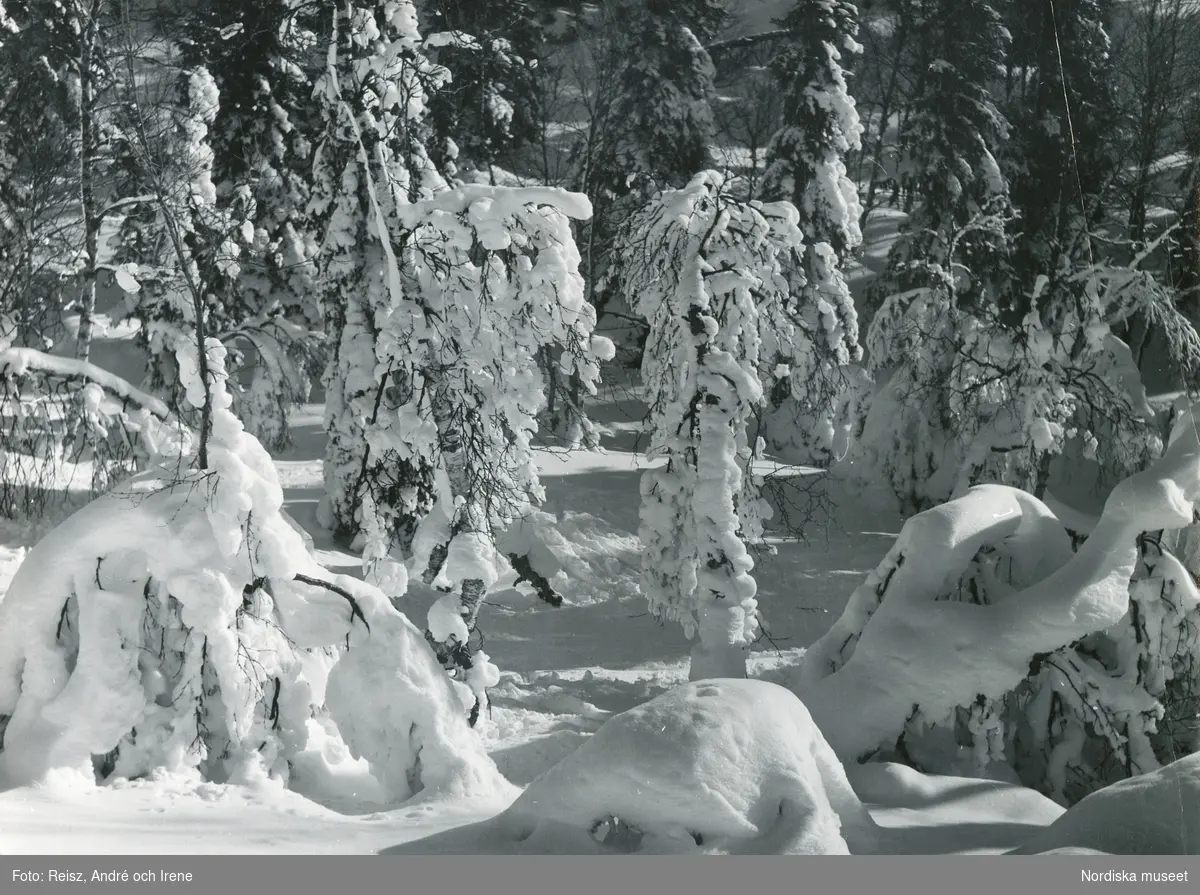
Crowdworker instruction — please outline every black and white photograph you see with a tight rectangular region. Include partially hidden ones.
[1,0,1200,864]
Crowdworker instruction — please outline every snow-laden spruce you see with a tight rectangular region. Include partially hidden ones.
[116,63,259,450]
[309,0,449,552]
[178,0,325,451]
[759,0,864,464]
[0,337,509,802]
[607,0,723,188]
[383,184,606,713]
[619,170,828,680]
[857,0,1019,514]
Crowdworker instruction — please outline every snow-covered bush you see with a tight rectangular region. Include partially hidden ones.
[0,337,508,803]
[467,679,878,854]
[795,405,1200,806]
[618,170,823,680]
[859,228,1178,516]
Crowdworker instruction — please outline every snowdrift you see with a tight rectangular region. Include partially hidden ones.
[1012,752,1200,855]
[387,679,877,854]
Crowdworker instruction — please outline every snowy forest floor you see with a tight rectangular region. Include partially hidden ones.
[0,388,1082,855]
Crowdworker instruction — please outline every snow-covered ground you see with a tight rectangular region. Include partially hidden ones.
[0,386,1116,856]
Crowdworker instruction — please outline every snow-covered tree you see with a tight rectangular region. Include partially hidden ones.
[176,0,325,450]
[619,170,824,680]
[997,0,1194,501]
[1004,0,1118,297]
[759,0,864,462]
[0,335,510,802]
[0,0,125,363]
[607,0,723,192]
[308,0,448,553]
[852,1,1200,521]
[856,0,1039,513]
[310,1,610,718]
[111,62,256,465]
[401,185,608,718]
[570,0,725,325]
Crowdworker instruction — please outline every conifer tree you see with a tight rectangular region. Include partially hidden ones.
[620,171,814,681]
[310,1,609,718]
[175,0,325,450]
[1001,0,1182,487]
[1,0,124,363]
[859,0,1021,511]
[308,0,447,555]
[760,0,865,462]
[607,0,724,191]
[1004,0,1118,298]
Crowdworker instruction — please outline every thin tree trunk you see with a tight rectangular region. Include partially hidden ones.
[425,373,488,655]
[859,12,911,230]
[75,3,101,363]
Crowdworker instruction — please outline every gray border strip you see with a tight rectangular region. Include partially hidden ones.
[2,856,1198,895]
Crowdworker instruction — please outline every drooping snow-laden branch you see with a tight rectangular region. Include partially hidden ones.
[800,404,1200,762]
[0,345,191,516]
[0,347,174,423]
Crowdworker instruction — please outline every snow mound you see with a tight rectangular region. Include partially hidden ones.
[1012,752,1200,855]
[412,679,878,854]
[846,762,1065,854]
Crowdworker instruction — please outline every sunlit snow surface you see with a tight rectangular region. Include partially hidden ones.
[0,398,1194,855]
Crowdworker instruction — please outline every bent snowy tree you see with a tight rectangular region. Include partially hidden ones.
[0,338,510,803]
[798,404,1200,775]
[619,171,801,681]
[310,2,609,716]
